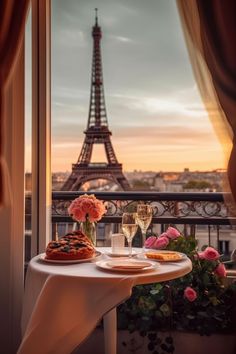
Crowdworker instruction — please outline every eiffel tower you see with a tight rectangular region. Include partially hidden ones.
[62,10,130,191]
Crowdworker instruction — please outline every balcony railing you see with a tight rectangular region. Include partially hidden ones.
[51,191,236,225]
[50,192,236,251]
[24,191,236,262]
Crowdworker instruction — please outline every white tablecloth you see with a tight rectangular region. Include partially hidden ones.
[17,248,192,354]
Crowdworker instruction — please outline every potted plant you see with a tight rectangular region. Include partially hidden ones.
[117,227,236,354]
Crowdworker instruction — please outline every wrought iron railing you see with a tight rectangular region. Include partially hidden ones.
[51,191,236,225]
[24,191,236,261]
[24,191,236,267]
[49,191,236,250]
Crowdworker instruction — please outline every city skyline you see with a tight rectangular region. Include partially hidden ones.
[26,0,227,173]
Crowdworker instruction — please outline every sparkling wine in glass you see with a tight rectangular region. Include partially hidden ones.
[122,212,138,257]
[136,204,153,248]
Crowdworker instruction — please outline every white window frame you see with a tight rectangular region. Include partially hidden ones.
[31,0,51,256]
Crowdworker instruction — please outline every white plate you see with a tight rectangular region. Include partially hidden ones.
[95,259,158,273]
[106,249,137,257]
[137,250,187,262]
[39,251,102,264]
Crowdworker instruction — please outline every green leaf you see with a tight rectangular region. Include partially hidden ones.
[213,315,224,322]
[202,273,210,286]
[152,283,163,292]
[150,289,161,295]
[160,303,171,316]
[209,296,220,306]
[155,310,162,318]
[138,296,156,312]
[197,311,209,318]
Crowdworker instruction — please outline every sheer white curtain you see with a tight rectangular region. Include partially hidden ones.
[177,0,236,208]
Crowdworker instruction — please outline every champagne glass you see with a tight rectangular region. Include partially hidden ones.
[122,212,138,258]
[136,204,153,248]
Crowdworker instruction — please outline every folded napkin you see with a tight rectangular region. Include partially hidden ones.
[106,260,152,269]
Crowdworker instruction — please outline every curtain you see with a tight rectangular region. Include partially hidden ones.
[0,0,30,207]
[177,0,236,208]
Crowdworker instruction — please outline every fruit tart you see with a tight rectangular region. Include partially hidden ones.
[45,230,95,260]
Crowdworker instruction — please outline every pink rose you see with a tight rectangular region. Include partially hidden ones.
[81,199,94,213]
[197,252,205,260]
[68,195,106,222]
[88,207,101,222]
[153,236,169,249]
[166,227,180,240]
[68,200,77,216]
[95,200,106,215]
[203,247,220,261]
[68,200,86,221]
[184,287,197,302]
[73,208,86,222]
[215,263,226,277]
[144,236,157,248]
[159,232,168,238]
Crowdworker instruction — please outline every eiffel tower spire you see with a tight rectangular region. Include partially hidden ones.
[62,12,130,191]
[86,8,108,130]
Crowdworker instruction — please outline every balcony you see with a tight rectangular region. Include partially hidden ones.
[24,191,236,354]
[25,190,236,262]
[38,191,236,354]
[48,191,236,249]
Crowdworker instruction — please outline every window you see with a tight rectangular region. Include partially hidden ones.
[51,0,226,193]
[24,0,51,259]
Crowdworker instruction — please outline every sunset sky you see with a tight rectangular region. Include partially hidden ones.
[26,0,226,173]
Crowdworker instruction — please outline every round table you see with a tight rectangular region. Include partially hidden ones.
[18,248,192,354]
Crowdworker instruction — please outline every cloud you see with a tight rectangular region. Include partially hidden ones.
[134,97,207,118]
[114,125,220,145]
[57,29,85,47]
[111,35,133,43]
[51,124,221,153]
[53,142,81,149]
[46,0,225,172]
[108,86,207,119]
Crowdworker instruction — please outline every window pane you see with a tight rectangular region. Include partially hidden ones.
[51,1,225,193]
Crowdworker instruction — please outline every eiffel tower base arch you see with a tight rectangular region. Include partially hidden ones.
[62,163,130,191]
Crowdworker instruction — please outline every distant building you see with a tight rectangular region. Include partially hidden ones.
[166,181,185,192]
[154,172,166,191]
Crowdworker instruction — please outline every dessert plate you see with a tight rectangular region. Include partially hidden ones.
[96,259,158,272]
[39,251,102,264]
[137,250,187,262]
[105,249,138,257]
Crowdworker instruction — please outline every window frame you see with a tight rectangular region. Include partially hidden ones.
[31,0,51,256]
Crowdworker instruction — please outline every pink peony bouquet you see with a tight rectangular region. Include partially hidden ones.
[68,194,106,222]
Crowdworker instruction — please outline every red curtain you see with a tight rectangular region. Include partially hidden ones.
[0,0,30,206]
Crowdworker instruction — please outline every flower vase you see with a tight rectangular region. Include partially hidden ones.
[80,220,96,246]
